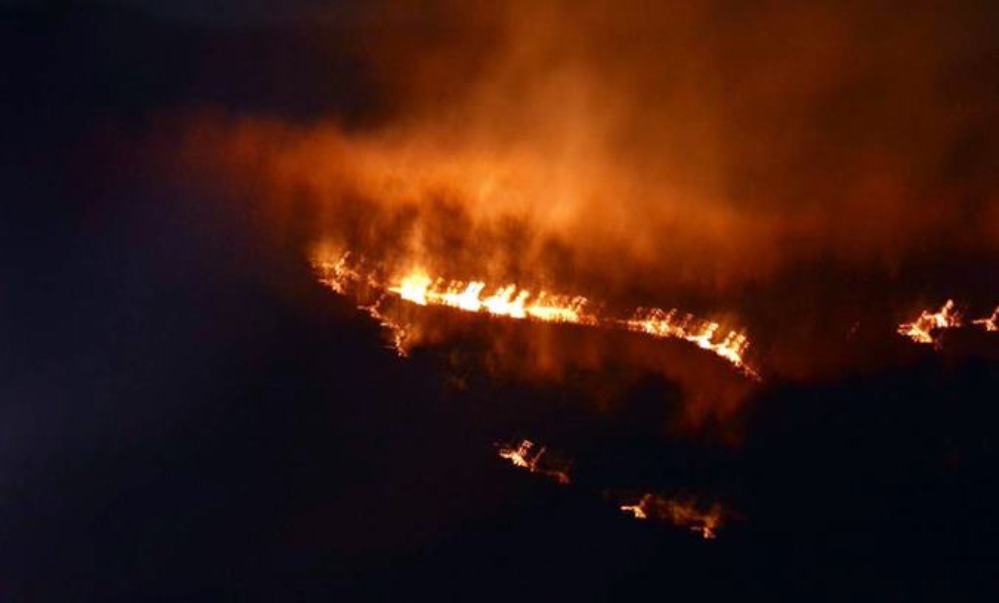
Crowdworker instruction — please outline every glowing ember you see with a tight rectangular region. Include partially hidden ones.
[313,251,761,379]
[897,299,962,345]
[973,306,999,332]
[617,494,723,539]
[496,439,571,485]
[624,308,759,380]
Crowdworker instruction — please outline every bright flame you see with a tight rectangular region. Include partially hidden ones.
[361,300,410,356]
[619,503,647,520]
[897,299,962,344]
[313,251,761,379]
[625,308,759,380]
[316,252,363,295]
[617,494,723,539]
[496,439,571,485]
[392,272,435,306]
[973,306,999,332]
[389,271,594,325]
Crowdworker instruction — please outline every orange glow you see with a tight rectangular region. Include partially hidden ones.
[624,308,759,380]
[316,252,363,295]
[619,503,647,520]
[496,439,571,485]
[361,300,410,356]
[313,250,762,380]
[897,300,962,345]
[973,306,999,332]
[617,494,723,539]
[389,270,594,325]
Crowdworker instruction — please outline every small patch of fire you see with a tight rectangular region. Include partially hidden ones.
[897,299,962,345]
[496,439,571,485]
[624,308,759,380]
[389,271,595,326]
[617,493,723,540]
[973,306,999,332]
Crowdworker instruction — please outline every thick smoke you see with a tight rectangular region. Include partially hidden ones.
[172,0,997,386]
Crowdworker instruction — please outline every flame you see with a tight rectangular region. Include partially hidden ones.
[389,271,594,325]
[619,503,647,520]
[624,308,759,380]
[973,306,999,332]
[496,439,571,485]
[897,300,999,345]
[316,252,363,295]
[897,299,962,344]
[495,439,728,539]
[313,251,762,379]
[617,494,723,539]
[361,300,410,356]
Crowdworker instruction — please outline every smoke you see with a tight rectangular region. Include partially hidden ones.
[166,0,997,389]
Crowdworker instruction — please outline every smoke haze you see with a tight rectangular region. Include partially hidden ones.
[160,0,999,389]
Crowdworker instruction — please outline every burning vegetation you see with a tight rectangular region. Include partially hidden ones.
[152,0,996,562]
[625,308,758,380]
[617,493,724,540]
[495,438,727,539]
[973,306,999,333]
[314,250,760,379]
[496,439,571,485]
[168,0,998,388]
[897,300,999,346]
[897,300,963,345]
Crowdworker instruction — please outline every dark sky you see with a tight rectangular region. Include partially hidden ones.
[1,0,341,23]
[1,2,997,600]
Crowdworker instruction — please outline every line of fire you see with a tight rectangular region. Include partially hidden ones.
[314,250,761,380]
[496,439,726,540]
[897,300,999,346]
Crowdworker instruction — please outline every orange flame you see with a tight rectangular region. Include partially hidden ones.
[624,308,759,380]
[316,252,363,295]
[618,493,723,539]
[313,251,762,379]
[361,300,410,356]
[897,299,962,345]
[496,439,571,485]
[973,306,999,333]
[494,439,729,539]
[389,271,594,325]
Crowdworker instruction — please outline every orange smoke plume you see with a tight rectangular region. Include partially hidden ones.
[161,0,997,389]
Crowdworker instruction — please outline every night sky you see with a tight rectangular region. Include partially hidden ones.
[2,2,998,600]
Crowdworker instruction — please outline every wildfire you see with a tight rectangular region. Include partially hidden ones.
[624,308,759,380]
[360,300,410,356]
[495,440,730,538]
[897,299,962,345]
[313,251,762,379]
[617,493,723,539]
[389,271,594,325]
[896,300,999,345]
[496,439,571,485]
[973,306,999,332]
[316,252,363,295]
